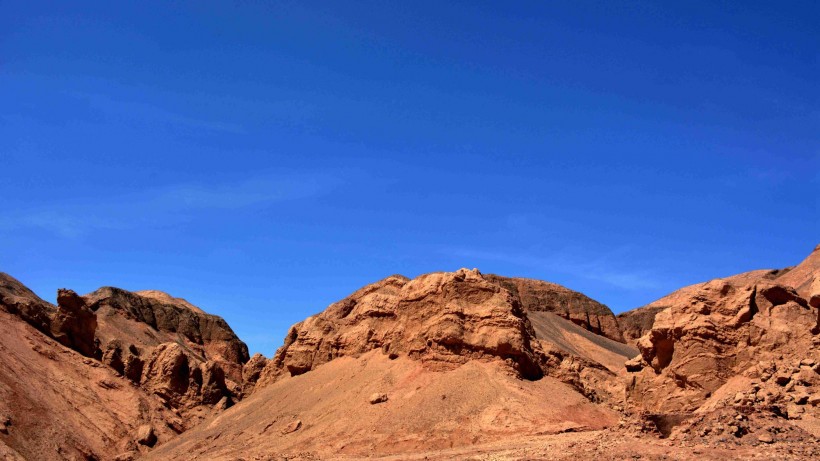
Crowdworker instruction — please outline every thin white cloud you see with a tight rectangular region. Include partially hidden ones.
[71,92,247,134]
[0,172,345,237]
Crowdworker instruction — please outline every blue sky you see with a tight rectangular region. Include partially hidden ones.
[2,1,817,356]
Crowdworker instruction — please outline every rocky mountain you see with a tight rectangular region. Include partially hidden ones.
[0,273,251,460]
[2,244,819,460]
[149,268,633,460]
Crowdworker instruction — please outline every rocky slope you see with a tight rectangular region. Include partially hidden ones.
[152,248,819,460]
[148,351,621,460]
[484,274,625,342]
[0,273,251,460]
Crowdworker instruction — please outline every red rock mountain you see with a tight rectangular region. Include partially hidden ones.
[0,273,251,460]
[2,244,819,460]
[151,268,634,460]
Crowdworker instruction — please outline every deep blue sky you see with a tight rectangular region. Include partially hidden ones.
[2,1,817,355]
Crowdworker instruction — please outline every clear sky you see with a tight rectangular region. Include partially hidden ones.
[2,1,817,356]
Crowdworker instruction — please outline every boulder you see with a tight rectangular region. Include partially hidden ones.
[241,353,268,394]
[198,361,228,405]
[141,343,191,402]
[135,424,157,447]
[368,393,388,404]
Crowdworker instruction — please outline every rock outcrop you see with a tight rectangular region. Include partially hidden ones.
[618,244,820,346]
[84,287,249,369]
[241,353,268,394]
[258,269,547,385]
[50,289,99,358]
[625,279,818,415]
[255,268,626,408]
[79,287,249,408]
[0,273,253,459]
[616,305,668,345]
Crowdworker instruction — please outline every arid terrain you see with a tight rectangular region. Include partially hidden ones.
[1,245,818,460]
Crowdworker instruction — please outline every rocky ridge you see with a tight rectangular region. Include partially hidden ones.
[484,274,624,342]
[0,273,252,460]
[617,245,820,345]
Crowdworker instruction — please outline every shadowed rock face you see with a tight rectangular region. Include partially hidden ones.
[810,278,820,333]
[616,305,668,345]
[485,275,625,343]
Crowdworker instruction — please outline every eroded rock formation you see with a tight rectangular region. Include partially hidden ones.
[255,268,627,407]
[625,279,818,416]
[258,269,547,384]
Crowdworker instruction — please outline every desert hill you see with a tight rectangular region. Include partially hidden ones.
[149,268,631,460]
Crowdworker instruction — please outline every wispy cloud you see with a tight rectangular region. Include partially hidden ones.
[71,91,247,134]
[441,246,662,291]
[0,172,344,237]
